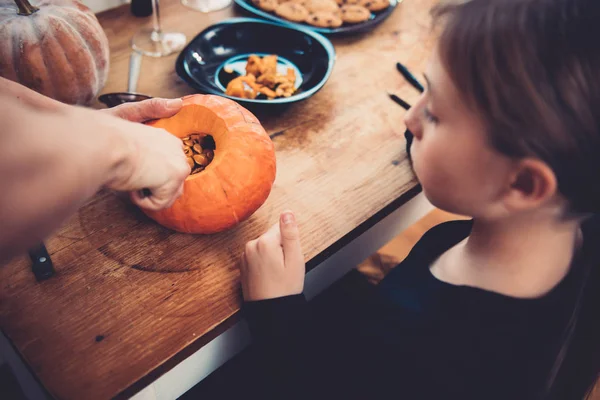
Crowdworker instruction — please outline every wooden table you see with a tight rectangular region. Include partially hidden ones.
[0,0,438,398]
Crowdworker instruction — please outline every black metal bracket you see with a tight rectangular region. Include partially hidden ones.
[28,242,55,281]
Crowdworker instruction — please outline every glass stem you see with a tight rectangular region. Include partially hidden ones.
[151,0,162,41]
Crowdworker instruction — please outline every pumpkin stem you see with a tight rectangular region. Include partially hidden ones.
[14,0,39,15]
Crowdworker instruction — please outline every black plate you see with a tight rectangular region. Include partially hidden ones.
[175,18,335,109]
[234,0,401,35]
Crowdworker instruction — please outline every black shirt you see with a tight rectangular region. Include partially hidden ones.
[243,220,586,399]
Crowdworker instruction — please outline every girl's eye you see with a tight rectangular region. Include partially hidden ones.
[423,107,439,124]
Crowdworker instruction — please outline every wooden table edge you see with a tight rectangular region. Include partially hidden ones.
[113,184,421,399]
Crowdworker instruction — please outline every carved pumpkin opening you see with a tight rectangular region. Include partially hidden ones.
[182,134,216,175]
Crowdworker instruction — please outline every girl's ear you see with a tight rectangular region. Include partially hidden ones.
[502,158,558,213]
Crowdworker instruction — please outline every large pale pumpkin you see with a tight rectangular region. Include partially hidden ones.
[144,95,277,234]
[0,0,109,105]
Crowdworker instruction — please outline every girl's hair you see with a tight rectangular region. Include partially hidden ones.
[433,0,600,398]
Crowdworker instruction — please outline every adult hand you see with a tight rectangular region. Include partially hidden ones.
[102,97,183,122]
[101,98,190,210]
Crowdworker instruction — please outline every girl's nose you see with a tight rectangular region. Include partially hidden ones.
[404,104,423,140]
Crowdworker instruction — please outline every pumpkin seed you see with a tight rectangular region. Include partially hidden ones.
[186,157,195,169]
[193,154,209,166]
[182,134,213,175]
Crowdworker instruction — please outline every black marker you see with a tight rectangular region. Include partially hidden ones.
[396,62,425,93]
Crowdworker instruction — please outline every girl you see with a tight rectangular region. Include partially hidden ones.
[238,0,600,398]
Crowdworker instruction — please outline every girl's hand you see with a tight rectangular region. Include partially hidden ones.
[241,211,306,301]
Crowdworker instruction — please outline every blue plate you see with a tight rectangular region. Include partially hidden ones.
[234,0,400,35]
[175,18,335,109]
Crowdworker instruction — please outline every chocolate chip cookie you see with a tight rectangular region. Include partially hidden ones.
[306,10,343,27]
[340,4,370,23]
[360,0,389,12]
[304,0,339,13]
[335,0,360,5]
[252,0,278,11]
[275,2,310,21]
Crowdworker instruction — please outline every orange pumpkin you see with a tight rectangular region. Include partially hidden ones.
[144,94,277,234]
[0,0,110,105]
